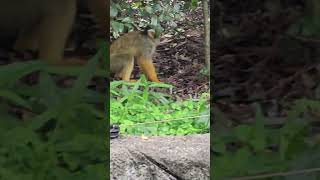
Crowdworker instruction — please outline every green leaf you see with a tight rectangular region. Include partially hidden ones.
[60,50,100,115]
[37,72,60,107]
[111,21,124,32]
[251,104,266,151]
[0,61,44,87]
[0,89,31,109]
[110,4,118,17]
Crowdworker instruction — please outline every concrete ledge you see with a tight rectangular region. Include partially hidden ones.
[111,133,210,180]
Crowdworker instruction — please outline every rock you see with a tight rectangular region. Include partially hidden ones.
[111,133,210,180]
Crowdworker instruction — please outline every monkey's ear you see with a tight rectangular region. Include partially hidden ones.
[147,29,156,39]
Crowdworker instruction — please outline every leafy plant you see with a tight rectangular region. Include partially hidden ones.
[110,75,210,136]
[0,45,108,179]
[110,0,186,37]
[212,99,320,179]
[287,0,320,37]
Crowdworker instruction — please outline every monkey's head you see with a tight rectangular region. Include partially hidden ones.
[142,26,161,44]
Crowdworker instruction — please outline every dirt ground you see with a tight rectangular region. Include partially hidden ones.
[149,6,210,99]
[214,0,320,124]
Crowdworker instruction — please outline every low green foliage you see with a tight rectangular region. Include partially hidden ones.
[287,0,320,37]
[110,0,186,37]
[213,99,320,180]
[0,45,108,179]
[110,76,210,136]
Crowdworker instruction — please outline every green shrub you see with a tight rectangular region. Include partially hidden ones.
[110,75,210,136]
[110,0,186,37]
[212,99,320,179]
[0,45,108,179]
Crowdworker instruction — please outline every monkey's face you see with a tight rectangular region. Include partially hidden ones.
[147,29,161,45]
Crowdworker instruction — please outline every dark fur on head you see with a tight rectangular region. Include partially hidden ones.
[142,25,153,33]
[140,26,156,38]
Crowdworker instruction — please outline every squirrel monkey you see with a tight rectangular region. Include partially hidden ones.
[110,28,161,82]
[0,0,107,66]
